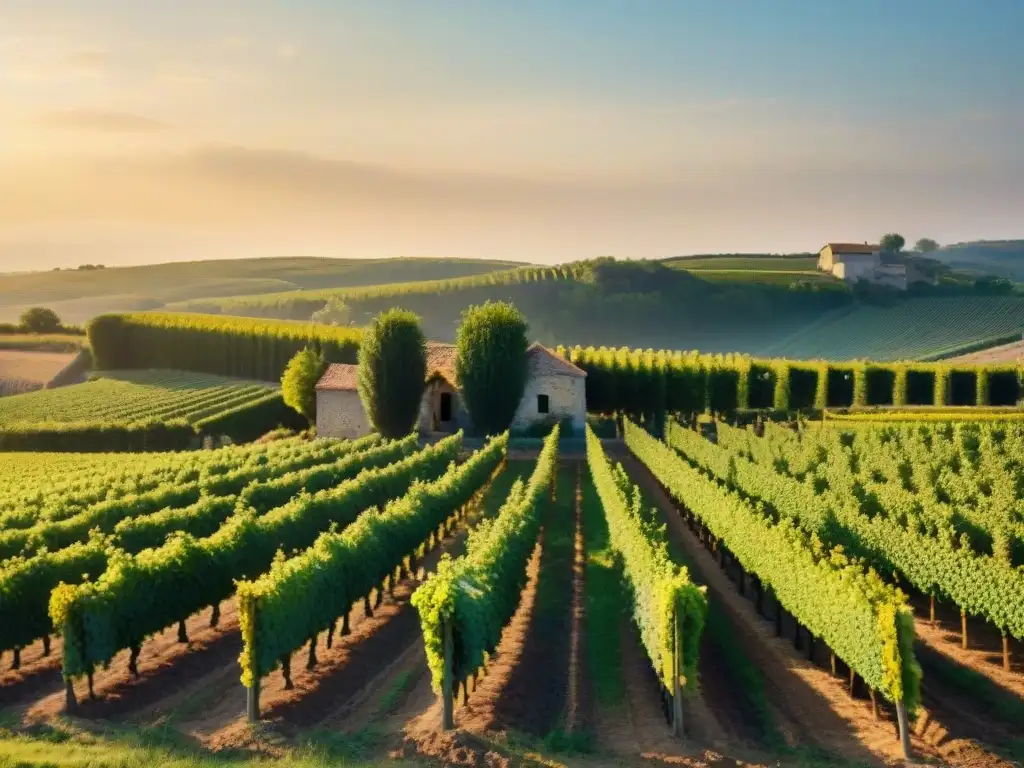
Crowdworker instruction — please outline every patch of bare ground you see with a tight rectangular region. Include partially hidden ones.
[563,467,590,736]
[909,593,1023,699]
[0,636,64,710]
[22,601,242,726]
[624,454,1020,768]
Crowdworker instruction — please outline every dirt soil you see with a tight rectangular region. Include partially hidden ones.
[909,593,1023,699]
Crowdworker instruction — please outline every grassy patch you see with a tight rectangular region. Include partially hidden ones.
[0,334,87,353]
[579,472,626,708]
[0,722,412,768]
[375,669,415,716]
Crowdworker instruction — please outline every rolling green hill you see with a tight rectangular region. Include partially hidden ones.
[0,256,525,325]
[762,295,1024,360]
[663,253,818,271]
[927,240,1024,281]
[164,256,1024,360]
[168,259,849,353]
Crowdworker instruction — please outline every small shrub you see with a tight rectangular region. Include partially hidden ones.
[281,347,327,424]
[20,307,62,334]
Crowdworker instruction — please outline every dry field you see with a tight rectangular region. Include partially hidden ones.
[950,339,1024,363]
[0,350,75,396]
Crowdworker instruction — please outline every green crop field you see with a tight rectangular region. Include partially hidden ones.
[683,268,843,289]
[0,370,275,426]
[665,255,819,271]
[761,295,1024,360]
[0,256,525,325]
[0,450,142,481]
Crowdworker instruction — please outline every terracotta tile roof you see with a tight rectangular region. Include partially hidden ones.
[425,342,457,385]
[824,243,879,255]
[527,342,587,378]
[317,341,585,393]
[316,363,359,392]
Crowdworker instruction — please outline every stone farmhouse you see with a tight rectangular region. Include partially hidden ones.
[817,243,934,291]
[315,341,587,439]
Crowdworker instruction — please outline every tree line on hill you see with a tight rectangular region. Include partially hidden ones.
[0,308,86,336]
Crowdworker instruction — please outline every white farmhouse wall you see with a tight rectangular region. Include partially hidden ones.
[316,390,371,439]
[833,257,878,282]
[818,246,835,271]
[512,374,586,433]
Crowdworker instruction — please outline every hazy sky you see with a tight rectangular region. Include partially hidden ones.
[2,1,1023,270]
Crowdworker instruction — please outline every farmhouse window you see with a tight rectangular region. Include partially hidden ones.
[537,394,550,414]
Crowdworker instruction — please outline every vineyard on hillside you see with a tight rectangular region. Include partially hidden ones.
[162,262,845,353]
[763,295,1024,360]
[0,370,307,452]
[0,370,275,426]
[0,257,521,326]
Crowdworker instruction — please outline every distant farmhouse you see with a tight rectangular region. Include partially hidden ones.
[818,243,935,290]
[315,341,587,439]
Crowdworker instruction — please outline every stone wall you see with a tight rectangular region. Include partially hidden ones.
[417,378,471,433]
[512,373,586,433]
[316,389,372,439]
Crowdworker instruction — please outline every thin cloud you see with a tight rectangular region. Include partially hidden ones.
[66,50,109,71]
[276,43,298,59]
[36,109,170,133]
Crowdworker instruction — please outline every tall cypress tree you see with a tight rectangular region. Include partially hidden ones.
[455,301,529,436]
[357,309,427,438]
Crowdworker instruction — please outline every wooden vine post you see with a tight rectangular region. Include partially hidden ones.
[247,677,260,722]
[441,617,455,730]
[671,609,684,738]
[895,698,912,760]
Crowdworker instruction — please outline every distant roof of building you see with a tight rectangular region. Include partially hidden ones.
[426,342,457,386]
[316,363,359,392]
[823,243,879,255]
[527,342,587,378]
[317,341,585,393]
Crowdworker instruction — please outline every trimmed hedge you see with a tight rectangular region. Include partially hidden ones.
[88,312,361,382]
[863,365,896,406]
[826,365,856,409]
